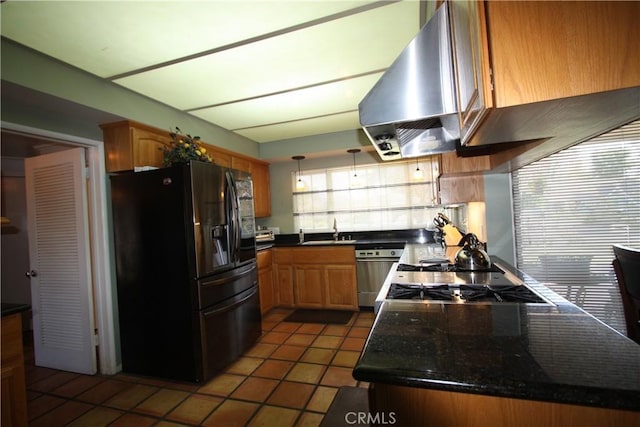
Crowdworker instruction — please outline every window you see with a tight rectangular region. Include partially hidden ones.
[512,120,640,334]
[292,158,446,232]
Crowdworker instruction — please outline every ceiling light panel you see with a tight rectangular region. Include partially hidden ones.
[235,111,362,143]
[113,1,419,110]
[0,1,381,78]
[190,72,383,129]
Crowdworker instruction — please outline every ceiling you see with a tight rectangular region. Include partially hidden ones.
[1,1,426,144]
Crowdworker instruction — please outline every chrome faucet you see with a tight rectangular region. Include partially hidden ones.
[333,218,339,241]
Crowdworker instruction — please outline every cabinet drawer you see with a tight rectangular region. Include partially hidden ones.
[293,247,355,264]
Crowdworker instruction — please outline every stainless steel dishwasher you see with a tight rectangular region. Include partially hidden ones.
[355,246,403,308]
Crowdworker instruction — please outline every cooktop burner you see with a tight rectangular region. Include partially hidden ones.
[387,283,546,304]
[396,263,503,273]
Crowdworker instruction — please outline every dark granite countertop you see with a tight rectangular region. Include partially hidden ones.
[256,242,274,251]
[353,247,640,412]
[2,302,31,317]
[269,228,435,248]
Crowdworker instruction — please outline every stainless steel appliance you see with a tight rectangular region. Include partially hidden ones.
[358,2,459,161]
[255,229,275,242]
[375,261,552,313]
[110,161,261,382]
[356,246,404,308]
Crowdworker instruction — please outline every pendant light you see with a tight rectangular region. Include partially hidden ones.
[292,155,306,189]
[413,158,424,180]
[347,148,362,187]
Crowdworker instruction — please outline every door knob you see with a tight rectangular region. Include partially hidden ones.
[25,270,38,278]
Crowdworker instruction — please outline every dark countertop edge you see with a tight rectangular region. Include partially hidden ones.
[271,229,437,247]
[2,303,31,317]
[256,242,274,251]
[352,252,640,412]
[271,240,409,248]
[353,368,640,412]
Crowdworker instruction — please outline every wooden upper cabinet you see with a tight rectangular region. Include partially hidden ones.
[101,121,169,171]
[487,1,639,107]
[440,152,490,174]
[449,0,492,145]
[101,120,271,217]
[251,163,271,218]
[438,153,489,204]
[449,1,640,150]
[203,144,231,168]
[452,0,640,110]
[231,157,252,174]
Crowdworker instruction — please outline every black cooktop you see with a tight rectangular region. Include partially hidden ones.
[396,263,503,273]
[387,283,546,303]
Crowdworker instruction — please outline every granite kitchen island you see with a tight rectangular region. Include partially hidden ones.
[353,245,640,426]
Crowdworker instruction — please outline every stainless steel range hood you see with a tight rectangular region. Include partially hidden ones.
[359,3,459,161]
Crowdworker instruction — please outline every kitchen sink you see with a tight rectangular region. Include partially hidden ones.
[301,240,357,245]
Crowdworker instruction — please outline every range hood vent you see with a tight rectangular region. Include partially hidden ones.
[359,3,460,161]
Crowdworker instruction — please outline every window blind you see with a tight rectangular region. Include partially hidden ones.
[512,119,640,334]
[292,158,449,232]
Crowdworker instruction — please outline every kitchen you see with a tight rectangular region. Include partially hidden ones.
[2,1,639,426]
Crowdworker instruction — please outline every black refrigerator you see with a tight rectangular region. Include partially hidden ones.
[110,161,261,382]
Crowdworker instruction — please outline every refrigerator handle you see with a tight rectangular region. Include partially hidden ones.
[225,171,241,263]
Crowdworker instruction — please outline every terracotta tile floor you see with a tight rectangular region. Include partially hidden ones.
[24,308,374,426]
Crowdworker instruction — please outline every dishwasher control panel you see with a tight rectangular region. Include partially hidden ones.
[356,248,403,259]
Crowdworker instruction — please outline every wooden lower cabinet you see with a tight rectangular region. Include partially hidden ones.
[1,313,28,427]
[324,265,358,310]
[369,383,640,427]
[294,265,325,308]
[273,248,295,307]
[257,249,274,314]
[272,247,358,310]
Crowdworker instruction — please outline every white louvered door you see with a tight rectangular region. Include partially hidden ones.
[25,147,97,374]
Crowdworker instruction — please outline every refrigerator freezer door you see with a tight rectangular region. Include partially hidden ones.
[200,284,261,381]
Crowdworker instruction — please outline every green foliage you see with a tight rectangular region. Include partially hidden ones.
[161,127,213,166]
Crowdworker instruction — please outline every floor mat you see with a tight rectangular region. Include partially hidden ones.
[320,386,370,427]
[283,309,355,324]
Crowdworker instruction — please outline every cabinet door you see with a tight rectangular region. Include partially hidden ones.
[205,145,232,168]
[257,250,274,314]
[274,264,295,307]
[487,1,640,107]
[232,156,253,173]
[294,265,325,308]
[1,314,27,427]
[258,267,274,314]
[439,173,484,204]
[252,162,271,218]
[324,265,358,310]
[449,0,492,145]
[131,127,168,168]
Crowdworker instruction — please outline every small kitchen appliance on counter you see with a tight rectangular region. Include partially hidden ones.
[255,228,275,242]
